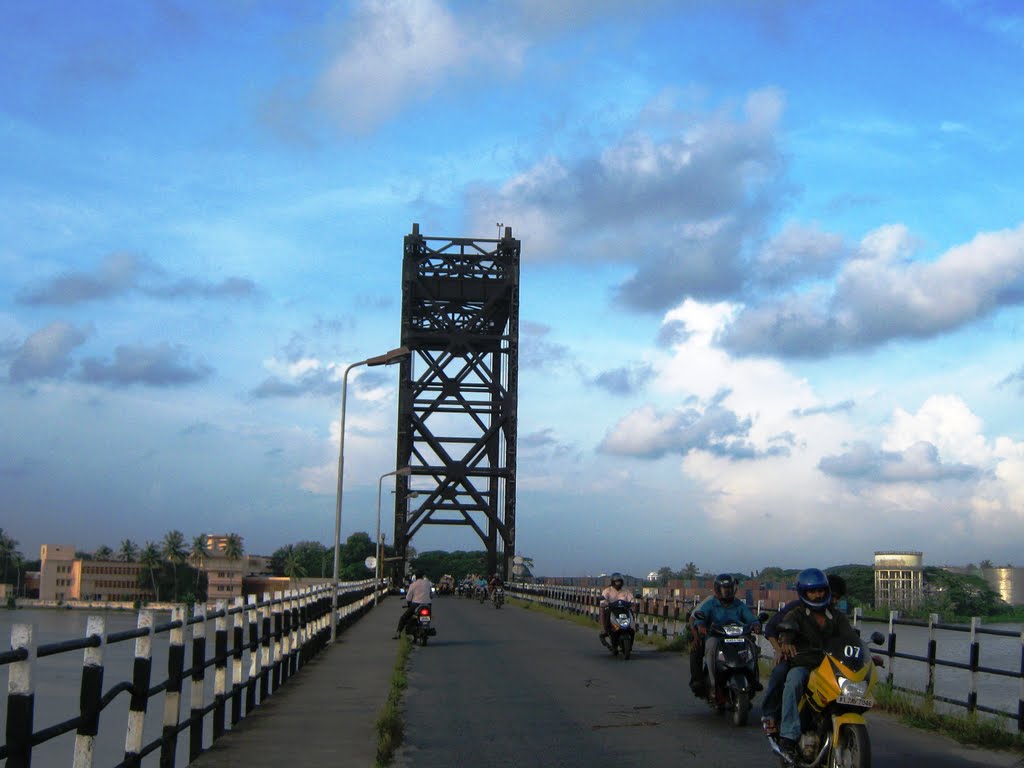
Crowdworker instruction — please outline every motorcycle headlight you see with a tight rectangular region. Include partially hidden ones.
[838,678,868,698]
[722,624,744,636]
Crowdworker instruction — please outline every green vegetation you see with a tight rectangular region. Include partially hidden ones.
[374,633,413,766]
[874,684,1024,754]
[409,549,489,582]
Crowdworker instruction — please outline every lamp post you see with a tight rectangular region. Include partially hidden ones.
[331,345,410,643]
[376,467,412,605]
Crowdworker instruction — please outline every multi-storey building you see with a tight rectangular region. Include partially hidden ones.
[39,544,152,602]
[874,551,924,610]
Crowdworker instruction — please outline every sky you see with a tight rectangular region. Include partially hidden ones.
[3,0,1024,579]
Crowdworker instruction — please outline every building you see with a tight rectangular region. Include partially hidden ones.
[874,551,924,611]
[39,544,152,603]
[198,534,273,600]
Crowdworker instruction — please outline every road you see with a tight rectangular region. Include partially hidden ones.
[391,595,1021,767]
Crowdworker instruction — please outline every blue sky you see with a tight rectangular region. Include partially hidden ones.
[3,0,1024,578]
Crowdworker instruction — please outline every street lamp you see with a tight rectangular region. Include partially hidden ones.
[331,345,410,642]
[376,467,413,605]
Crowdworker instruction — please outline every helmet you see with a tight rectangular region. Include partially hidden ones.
[796,568,831,610]
[610,572,624,589]
[713,573,736,602]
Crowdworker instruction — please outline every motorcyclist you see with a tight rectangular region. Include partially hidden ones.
[598,573,635,644]
[761,573,847,735]
[393,570,433,639]
[488,572,505,597]
[774,568,861,759]
[688,573,761,697]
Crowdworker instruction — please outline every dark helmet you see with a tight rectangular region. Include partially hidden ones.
[796,568,831,610]
[827,574,847,598]
[713,573,736,602]
[610,572,624,589]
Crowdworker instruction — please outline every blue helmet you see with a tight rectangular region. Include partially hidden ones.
[796,568,831,610]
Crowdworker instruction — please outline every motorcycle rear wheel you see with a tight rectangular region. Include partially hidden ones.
[419,632,428,646]
[731,689,750,726]
[830,723,870,768]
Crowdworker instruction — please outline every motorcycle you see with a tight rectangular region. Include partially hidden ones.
[403,603,437,646]
[766,626,886,767]
[600,599,637,660]
[492,586,505,609]
[477,584,488,603]
[692,610,764,726]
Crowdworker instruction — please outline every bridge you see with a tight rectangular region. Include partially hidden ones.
[3,586,1020,768]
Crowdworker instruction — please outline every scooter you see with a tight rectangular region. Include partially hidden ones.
[403,603,437,646]
[693,610,764,726]
[492,586,505,609]
[766,626,885,767]
[601,599,637,660]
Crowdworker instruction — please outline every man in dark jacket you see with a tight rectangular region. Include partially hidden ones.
[775,570,860,758]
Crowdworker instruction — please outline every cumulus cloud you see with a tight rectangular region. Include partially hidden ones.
[591,362,654,396]
[599,390,788,460]
[819,441,979,483]
[79,343,212,387]
[313,0,519,135]
[8,322,88,382]
[17,253,257,306]
[792,400,855,418]
[721,222,1024,357]
[468,89,787,311]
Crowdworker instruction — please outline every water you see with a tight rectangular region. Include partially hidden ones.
[855,620,1024,721]
[1,607,223,768]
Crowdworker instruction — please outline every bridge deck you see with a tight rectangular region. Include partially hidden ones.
[190,596,401,767]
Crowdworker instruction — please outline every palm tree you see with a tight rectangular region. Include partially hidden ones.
[224,533,244,562]
[189,534,208,569]
[0,529,18,584]
[139,542,162,601]
[283,547,306,585]
[118,539,139,562]
[682,562,700,580]
[162,530,187,601]
[94,545,114,561]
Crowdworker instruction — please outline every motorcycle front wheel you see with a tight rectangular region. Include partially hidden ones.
[731,688,750,726]
[830,723,870,768]
[621,634,633,660]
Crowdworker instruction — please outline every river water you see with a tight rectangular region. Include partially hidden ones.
[856,619,1024,722]
[1,607,219,768]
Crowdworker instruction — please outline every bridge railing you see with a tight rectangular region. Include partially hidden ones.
[851,609,1024,732]
[509,582,1024,731]
[1,580,377,767]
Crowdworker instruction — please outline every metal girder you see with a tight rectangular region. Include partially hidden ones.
[392,223,519,579]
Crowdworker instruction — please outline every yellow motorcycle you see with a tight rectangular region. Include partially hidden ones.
[768,628,886,767]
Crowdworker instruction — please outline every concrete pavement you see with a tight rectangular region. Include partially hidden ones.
[190,595,403,768]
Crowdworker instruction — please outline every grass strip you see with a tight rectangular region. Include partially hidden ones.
[374,634,413,767]
[873,683,1024,754]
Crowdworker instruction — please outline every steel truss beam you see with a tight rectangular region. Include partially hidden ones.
[393,223,519,579]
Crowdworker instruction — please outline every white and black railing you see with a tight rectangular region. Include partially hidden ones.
[509,582,1024,732]
[1,580,378,767]
[855,609,1024,732]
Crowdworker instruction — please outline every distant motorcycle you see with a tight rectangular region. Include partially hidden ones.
[477,585,488,603]
[492,586,505,609]
[403,603,437,646]
[601,599,637,660]
[692,610,764,726]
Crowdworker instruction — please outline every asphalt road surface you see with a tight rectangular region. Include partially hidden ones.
[391,595,1021,767]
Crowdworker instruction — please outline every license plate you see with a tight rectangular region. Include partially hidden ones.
[723,638,745,643]
[419,616,430,624]
[837,695,873,708]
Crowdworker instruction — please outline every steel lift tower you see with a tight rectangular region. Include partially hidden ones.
[392,223,520,579]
